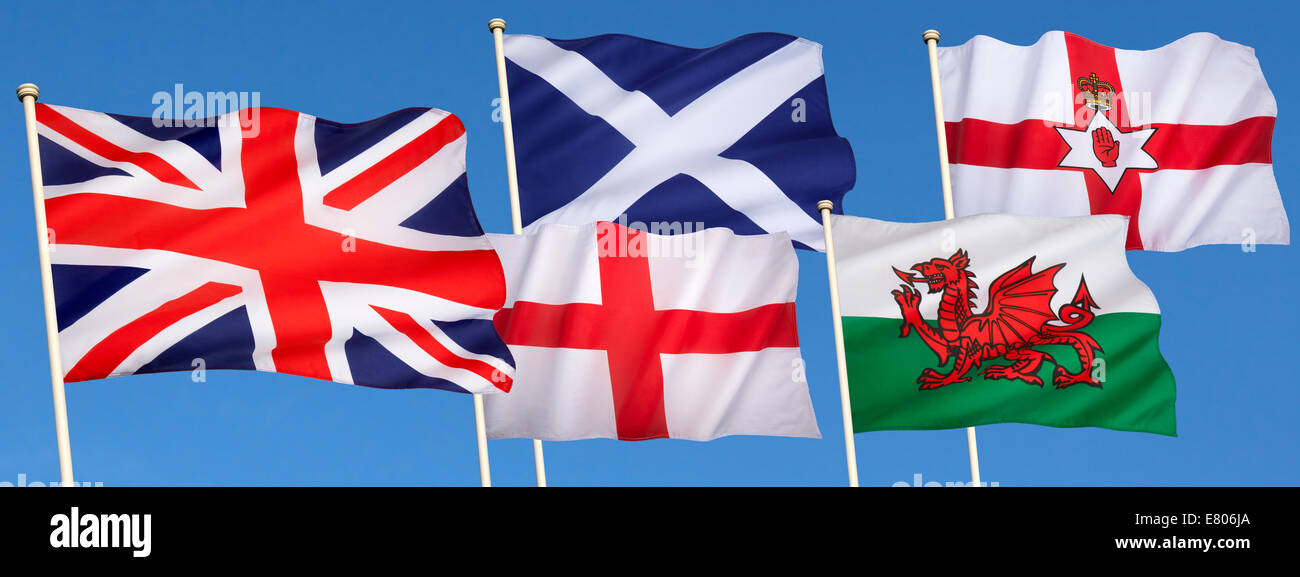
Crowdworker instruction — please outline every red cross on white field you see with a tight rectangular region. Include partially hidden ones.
[492,222,800,440]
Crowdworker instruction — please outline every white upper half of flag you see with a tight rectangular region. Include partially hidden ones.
[937,31,1276,125]
[489,223,801,309]
[830,213,1160,320]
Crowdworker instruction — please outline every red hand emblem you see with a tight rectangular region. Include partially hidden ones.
[1092,127,1119,167]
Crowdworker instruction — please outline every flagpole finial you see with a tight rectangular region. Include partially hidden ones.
[16,83,38,102]
[817,200,834,212]
[489,18,506,32]
[922,30,940,44]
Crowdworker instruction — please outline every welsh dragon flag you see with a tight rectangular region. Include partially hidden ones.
[940,32,1288,251]
[831,213,1176,435]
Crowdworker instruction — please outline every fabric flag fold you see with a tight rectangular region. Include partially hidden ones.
[485,221,820,441]
[38,103,515,393]
[503,32,856,251]
[830,213,1176,435]
[939,31,1288,251]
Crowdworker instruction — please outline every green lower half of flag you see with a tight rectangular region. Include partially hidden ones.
[842,313,1176,436]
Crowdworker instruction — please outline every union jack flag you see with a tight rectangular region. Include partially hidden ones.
[37,103,515,394]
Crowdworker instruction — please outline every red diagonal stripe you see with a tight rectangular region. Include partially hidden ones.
[36,103,201,190]
[371,305,511,392]
[65,282,242,382]
[323,114,466,210]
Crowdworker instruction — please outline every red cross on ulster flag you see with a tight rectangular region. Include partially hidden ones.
[483,221,820,442]
[939,31,1289,251]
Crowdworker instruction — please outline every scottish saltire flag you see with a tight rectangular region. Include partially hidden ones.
[503,32,856,250]
[37,103,515,393]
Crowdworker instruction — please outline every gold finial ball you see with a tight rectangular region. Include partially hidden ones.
[817,200,835,212]
[922,30,941,44]
[16,83,39,102]
[488,18,506,32]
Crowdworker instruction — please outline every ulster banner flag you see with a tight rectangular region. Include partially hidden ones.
[939,32,1288,251]
[484,222,820,441]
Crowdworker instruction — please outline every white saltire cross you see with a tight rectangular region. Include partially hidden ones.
[505,35,829,250]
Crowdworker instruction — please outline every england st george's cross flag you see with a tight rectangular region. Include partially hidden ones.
[484,222,820,441]
[502,32,856,251]
[35,103,516,394]
[830,213,1176,436]
[939,32,1288,251]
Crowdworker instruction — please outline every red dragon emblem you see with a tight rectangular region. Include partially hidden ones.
[891,249,1103,390]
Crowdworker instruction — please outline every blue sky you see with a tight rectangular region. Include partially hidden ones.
[0,0,1295,486]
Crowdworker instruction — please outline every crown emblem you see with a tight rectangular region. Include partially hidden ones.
[1076,72,1114,111]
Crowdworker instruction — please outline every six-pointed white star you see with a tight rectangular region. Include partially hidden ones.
[1055,111,1157,192]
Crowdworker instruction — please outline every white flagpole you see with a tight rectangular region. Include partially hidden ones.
[490,17,548,487]
[818,200,859,487]
[17,83,75,487]
[472,392,491,487]
[923,29,982,487]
